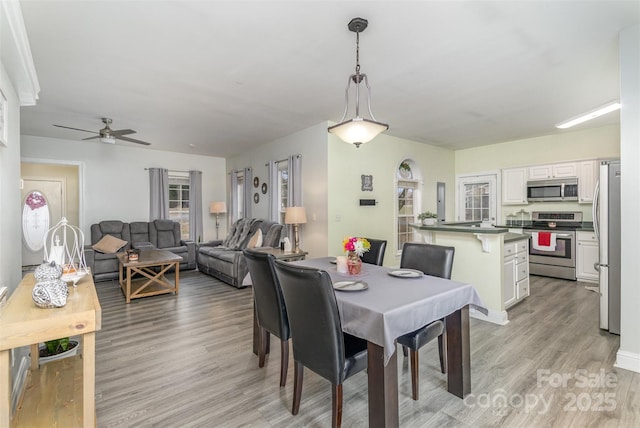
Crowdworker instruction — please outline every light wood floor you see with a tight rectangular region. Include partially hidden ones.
[94,272,639,427]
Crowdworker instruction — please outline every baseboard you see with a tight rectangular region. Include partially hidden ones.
[615,349,640,373]
[11,356,29,413]
[470,307,509,325]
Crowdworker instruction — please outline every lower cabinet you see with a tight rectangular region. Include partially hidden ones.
[577,231,599,283]
[504,239,530,309]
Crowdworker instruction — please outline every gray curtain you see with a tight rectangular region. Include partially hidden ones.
[188,170,203,242]
[267,160,279,222]
[288,154,303,206]
[229,170,238,223]
[149,167,169,220]
[243,167,252,219]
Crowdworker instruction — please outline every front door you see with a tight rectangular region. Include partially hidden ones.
[21,178,65,267]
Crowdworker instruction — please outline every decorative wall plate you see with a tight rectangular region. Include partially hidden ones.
[261,182,268,194]
[254,192,259,203]
[253,177,259,188]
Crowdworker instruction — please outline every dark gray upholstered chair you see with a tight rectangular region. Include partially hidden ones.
[243,249,290,387]
[85,220,132,282]
[397,242,455,400]
[273,260,368,428]
[360,238,387,266]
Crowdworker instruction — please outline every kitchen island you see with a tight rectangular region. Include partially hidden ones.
[411,223,530,325]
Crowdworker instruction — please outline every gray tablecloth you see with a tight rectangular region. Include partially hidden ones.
[294,258,486,364]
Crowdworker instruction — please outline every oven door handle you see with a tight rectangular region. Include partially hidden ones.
[523,232,573,238]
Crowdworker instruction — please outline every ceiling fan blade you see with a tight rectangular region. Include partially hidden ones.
[53,124,98,134]
[110,129,136,136]
[82,136,100,141]
[117,135,151,146]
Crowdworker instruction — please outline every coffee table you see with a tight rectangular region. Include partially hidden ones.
[117,249,182,303]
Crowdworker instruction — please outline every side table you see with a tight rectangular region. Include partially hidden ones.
[251,247,308,355]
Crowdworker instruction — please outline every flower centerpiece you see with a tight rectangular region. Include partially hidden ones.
[342,237,371,275]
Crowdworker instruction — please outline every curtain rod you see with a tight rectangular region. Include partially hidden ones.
[264,158,289,167]
[144,168,189,173]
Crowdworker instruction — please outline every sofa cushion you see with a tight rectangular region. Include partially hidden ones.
[93,234,128,254]
[247,229,263,249]
[130,222,151,246]
[225,218,258,250]
[151,219,182,248]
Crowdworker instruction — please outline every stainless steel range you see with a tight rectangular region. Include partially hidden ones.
[522,211,583,281]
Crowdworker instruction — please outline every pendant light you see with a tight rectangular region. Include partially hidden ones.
[328,17,389,148]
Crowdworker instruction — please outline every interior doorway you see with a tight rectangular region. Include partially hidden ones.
[20,162,80,268]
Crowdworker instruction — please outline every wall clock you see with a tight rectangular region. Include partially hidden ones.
[261,183,268,194]
[253,177,259,188]
[253,192,259,203]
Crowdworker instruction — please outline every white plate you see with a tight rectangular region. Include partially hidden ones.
[387,269,423,278]
[333,281,368,291]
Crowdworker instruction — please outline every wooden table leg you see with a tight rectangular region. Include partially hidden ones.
[126,266,131,304]
[0,350,10,427]
[367,342,399,428]
[83,332,96,427]
[174,262,180,295]
[444,305,470,398]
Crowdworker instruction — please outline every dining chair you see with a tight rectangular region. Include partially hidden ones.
[397,242,455,400]
[243,249,290,387]
[273,260,368,428]
[360,238,387,266]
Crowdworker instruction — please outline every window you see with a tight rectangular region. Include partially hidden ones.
[277,160,289,227]
[236,171,244,219]
[456,174,497,223]
[396,159,421,252]
[169,172,189,238]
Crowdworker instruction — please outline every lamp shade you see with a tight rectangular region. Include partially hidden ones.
[284,206,307,224]
[328,117,389,146]
[210,201,227,214]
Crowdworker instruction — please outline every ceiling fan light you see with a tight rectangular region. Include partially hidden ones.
[328,117,389,147]
[100,135,116,144]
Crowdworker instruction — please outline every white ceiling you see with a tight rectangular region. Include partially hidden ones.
[18,1,639,158]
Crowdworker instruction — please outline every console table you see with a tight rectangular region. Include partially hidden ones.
[0,273,101,427]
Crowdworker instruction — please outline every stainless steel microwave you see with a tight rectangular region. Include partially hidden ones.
[526,177,579,202]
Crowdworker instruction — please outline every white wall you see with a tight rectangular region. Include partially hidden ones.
[20,135,227,242]
[0,64,24,299]
[327,131,456,266]
[455,125,620,222]
[226,122,329,259]
[617,24,640,373]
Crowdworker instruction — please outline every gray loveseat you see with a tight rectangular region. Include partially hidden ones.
[197,218,283,288]
[84,219,196,282]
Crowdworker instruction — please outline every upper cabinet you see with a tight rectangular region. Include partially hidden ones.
[502,168,528,205]
[502,160,599,206]
[528,162,578,180]
[578,160,598,204]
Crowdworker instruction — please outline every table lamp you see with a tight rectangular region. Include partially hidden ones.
[210,201,227,240]
[284,206,307,253]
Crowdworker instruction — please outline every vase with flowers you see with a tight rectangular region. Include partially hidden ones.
[342,237,371,275]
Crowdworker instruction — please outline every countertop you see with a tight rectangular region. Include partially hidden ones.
[504,233,530,243]
[411,223,509,234]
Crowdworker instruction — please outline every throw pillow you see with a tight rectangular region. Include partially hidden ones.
[92,234,128,254]
[246,229,263,249]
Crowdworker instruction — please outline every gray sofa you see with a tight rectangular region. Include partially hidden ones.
[84,219,196,282]
[197,218,283,288]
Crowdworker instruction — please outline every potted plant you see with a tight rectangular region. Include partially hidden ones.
[38,337,79,364]
[399,161,412,179]
[418,211,438,226]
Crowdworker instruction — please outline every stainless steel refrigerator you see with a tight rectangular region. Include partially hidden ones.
[594,160,621,334]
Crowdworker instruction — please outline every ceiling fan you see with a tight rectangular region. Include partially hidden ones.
[53,117,151,146]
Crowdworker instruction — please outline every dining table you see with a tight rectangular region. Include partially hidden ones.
[293,257,485,428]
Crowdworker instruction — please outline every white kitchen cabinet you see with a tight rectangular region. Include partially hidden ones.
[504,238,530,309]
[578,160,598,204]
[528,162,578,180]
[503,254,517,308]
[577,231,599,283]
[501,168,528,205]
